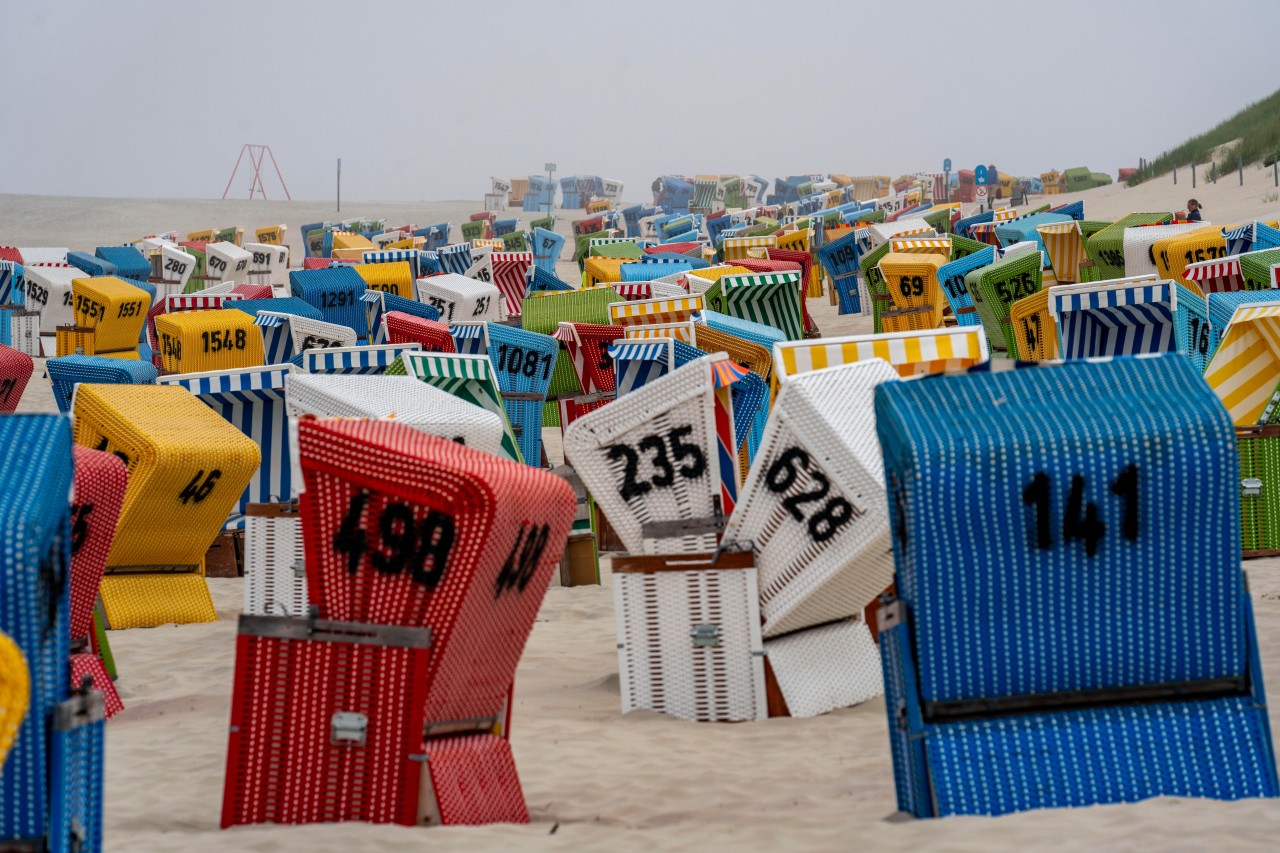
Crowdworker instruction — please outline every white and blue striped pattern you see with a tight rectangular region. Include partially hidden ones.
[159,365,298,526]
[438,243,473,275]
[608,340,673,397]
[253,314,294,364]
[1053,282,1176,359]
[362,249,421,278]
[364,291,441,344]
[449,322,488,355]
[0,261,21,306]
[303,343,419,375]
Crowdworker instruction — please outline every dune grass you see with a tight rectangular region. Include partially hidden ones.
[1127,88,1280,186]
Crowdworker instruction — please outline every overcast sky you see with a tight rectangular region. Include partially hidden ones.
[4,0,1278,202]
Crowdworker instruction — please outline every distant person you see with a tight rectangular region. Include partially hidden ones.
[1186,199,1202,221]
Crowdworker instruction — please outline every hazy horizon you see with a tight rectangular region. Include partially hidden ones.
[4,0,1278,202]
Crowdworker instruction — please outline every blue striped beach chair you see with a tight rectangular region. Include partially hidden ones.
[157,365,301,528]
[449,321,488,356]
[360,249,422,279]
[609,338,674,397]
[254,311,356,365]
[876,355,1280,817]
[437,243,473,276]
[0,414,104,851]
[362,291,440,344]
[527,266,573,293]
[1049,276,1176,359]
[301,343,419,375]
[45,355,157,414]
[231,297,322,322]
[287,266,369,339]
[953,209,994,239]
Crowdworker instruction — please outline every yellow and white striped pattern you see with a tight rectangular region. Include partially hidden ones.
[685,265,754,296]
[609,295,704,327]
[473,238,505,250]
[722,236,778,261]
[993,208,1018,222]
[624,321,698,344]
[868,219,933,247]
[1037,221,1085,283]
[1204,301,1280,424]
[889,237,953,255]
[773,327,989,384]
[776,229,810,253]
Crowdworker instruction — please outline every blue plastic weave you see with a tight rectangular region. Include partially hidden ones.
[485,324,558,465]
[0,415,73,842]
[46,355,158,413]
[288,266,369,339]
[94,246,151,283]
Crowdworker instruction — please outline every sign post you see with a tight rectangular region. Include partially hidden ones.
[545,162,557,214]
[943,158,951,203]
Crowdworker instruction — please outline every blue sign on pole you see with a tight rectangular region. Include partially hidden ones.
[974,165,988,185]
[943,158,952,172]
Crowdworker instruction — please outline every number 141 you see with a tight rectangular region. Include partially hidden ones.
[1022,465,1139,558]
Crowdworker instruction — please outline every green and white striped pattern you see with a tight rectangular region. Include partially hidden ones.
[721,271,805,341]
[392,352,523,462]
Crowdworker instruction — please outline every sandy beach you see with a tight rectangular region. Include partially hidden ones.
[7,176,1280,851]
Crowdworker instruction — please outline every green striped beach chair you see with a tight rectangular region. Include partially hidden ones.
[385,351,523,463]
[704,271,805,341]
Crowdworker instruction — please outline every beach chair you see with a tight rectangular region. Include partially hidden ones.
[254,311,356,365]
[299,343,420,376]
[1172,284,1212,372]
[446,321,488,356]
[383,311,456,353]
[704,272,805,341]
[0,415,106,851]
[144,293,243,366]
[154,308,265,373]
[611,549,768,722]
[564,354,744,555]
[724,360,896,716]
[1034,220,1085,284]
[876,356,1280,817]
[205,241,253,286]
[57,276,151,358]
[1204,302,1280,424]
[693,324,775,469]
[487,252,533,317]
[288,266,370,339]
[21,264,79,353]
[73,385,260,629]
[619,259,692,283]
[94,246,150,285]
[222,418,575,827]
[1122,222,1207,278]
[550,322,622,423]
[417,273,504,324]
[46,354,157,414]
[484,324,558,465]
[531,227,564,274]
[67,251,115,279]
[773,327,989,386]
[157,364,301,530]
[0,344,32,413]
[608,338,676,397]
[362,291,441,345]
[68,446,128,718]
[934,246,995,328]
[522,287,623,428]
[1207,291,1280,369]
[1148,224,1223,285]
[608,294,703,329]
[285,373,507,456]
[816,229,865,316]
[1240,247,1280,290]
[1007,290,1060,361]
[1184,254,1248,294]
[1048,276,1174,360]
[351,260,415,299]
[968,250,1043,356]
[876,252,948,333]
[385,351,522,463]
